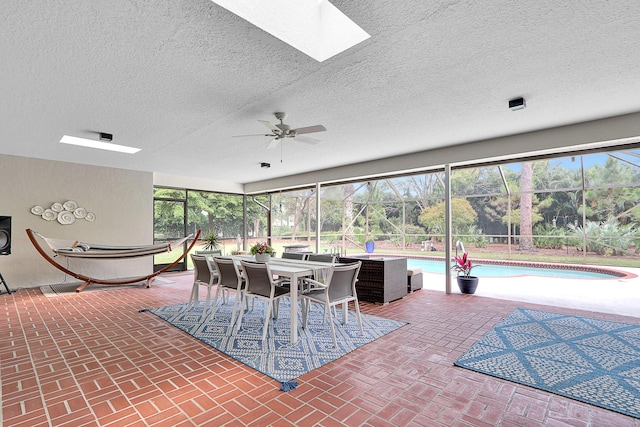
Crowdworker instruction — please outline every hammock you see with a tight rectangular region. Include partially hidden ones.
[26,228,201,292]
[35,232,191,259]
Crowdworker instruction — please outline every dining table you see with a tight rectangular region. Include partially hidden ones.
[230,255,335,343]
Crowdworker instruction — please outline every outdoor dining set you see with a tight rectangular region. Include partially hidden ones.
[188,253,364,345]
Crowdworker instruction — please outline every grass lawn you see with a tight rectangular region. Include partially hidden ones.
[153,241,640,270]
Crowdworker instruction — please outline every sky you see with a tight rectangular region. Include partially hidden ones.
[502,149,640,173]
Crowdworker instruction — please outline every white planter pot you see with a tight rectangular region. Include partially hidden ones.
[255,253,271,263]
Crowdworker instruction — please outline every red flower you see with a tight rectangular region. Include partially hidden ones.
[452,252,476,277]
[250,242,275,256]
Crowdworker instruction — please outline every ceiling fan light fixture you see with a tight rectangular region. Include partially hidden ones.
[59,134,141,154]
[210,0,370,62]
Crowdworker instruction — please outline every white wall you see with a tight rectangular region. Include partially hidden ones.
[0,154,153,289]
[153,172,244,194]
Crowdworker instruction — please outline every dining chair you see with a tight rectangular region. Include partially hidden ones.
[278,252,312,292]
[301,253,336,296]
[188,254,219,316]
[281,252,307,260]
[306,254,336,263]
[298,261,363,347]
[235,260,291,342]
[195,249,222,256]
[209,257,247,333]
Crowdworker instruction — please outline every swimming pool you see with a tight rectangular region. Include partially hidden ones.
[406,258,625,279]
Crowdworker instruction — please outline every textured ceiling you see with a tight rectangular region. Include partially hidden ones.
[2,0,640,187]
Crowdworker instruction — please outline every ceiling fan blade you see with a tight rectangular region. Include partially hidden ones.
[292,125,326,135]
[295,135,321,144]
[266,138,280,149]
[259,120,281,134]
[232,133,274,138]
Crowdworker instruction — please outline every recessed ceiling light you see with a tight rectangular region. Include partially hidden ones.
[59,135,141,154]
[210,0,370,62]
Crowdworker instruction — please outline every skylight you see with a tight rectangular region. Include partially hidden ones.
[59,135,141,154]
[211,0,370,62]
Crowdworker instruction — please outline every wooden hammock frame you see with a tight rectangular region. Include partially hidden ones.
[26,228,201,292]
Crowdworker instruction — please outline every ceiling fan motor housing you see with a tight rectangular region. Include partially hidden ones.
[276,123,291,136]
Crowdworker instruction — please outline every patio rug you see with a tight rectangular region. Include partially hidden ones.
[141,297,406,391]
[454,308,640,418]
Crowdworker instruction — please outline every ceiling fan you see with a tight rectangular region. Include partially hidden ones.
[234,112,326,149]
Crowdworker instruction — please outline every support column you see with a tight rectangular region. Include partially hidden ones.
[444,164,452,295]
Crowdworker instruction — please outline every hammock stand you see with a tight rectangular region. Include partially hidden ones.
[26,228,201,292]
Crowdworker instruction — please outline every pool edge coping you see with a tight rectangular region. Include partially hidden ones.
[367,253,636,280]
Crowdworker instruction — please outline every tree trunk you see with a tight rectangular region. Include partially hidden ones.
[290,195,312,240]
[519,161,535,251]
[291,197,300,240]
[207,214,214,234]
[343,184,355,242]
[253,218,261,239]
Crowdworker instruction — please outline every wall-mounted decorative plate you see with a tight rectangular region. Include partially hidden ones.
[73,207,87,218]
[63,200,78,211]
[33,200,93,224]
[42,209,56,221]
[57,211,76,225]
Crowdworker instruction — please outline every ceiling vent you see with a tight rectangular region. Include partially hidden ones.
[509,97,526,111]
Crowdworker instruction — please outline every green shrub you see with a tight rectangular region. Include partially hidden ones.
[404,224,426,245]
[475,235,488,248]
[568,217,636,255]
[453,224,484,248]
[533,223,566,249]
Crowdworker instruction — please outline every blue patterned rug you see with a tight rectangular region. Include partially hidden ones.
[141,297,406,391]
[454,308,640,418]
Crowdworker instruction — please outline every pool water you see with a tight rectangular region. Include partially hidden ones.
[407,259,619,279]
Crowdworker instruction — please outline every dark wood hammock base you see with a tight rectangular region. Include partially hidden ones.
[26,228,201,292]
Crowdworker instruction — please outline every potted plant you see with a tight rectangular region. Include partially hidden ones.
[451,252,479,294]
[365,237,375,253]
[250,242,275,262]
[202,231,220,250]
[196,230,222,255]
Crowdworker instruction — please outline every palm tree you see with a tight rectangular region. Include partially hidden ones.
[519,161,535,251]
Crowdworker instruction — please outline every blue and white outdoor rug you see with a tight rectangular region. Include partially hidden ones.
[142,297,406,391]
[454,308,640,418]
